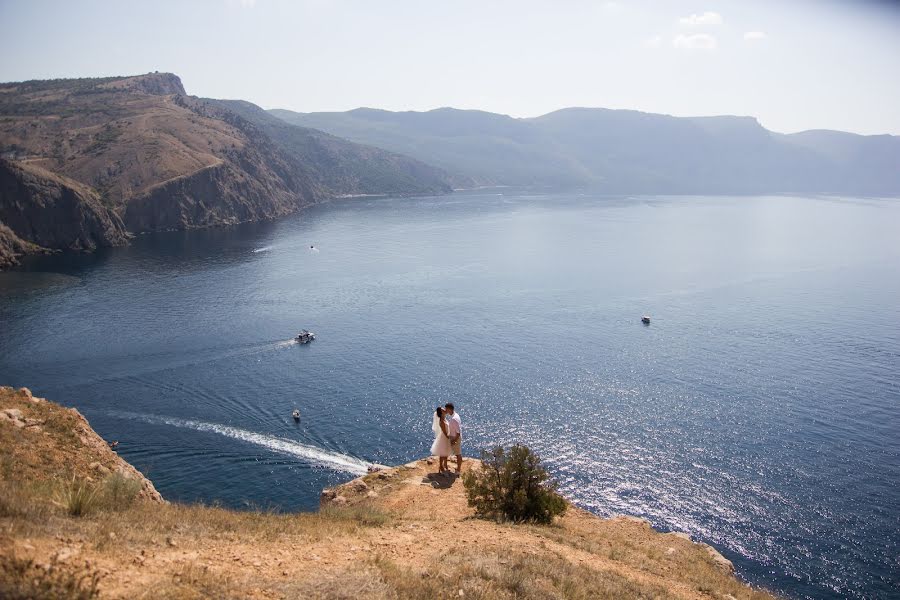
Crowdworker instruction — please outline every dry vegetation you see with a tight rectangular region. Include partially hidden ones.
[0,74,239,206]
[0,387,776,599]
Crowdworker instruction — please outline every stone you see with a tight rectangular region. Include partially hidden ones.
[166,536,176,548]
[331,495,348,506]
[89,461,110,474]
[1,408,25,428]
[351,480,368,492]
[668,532,691,542]
[702,544,733,572]
[366,490,379,499]
[18,388,33,400]
[54,547,79,563]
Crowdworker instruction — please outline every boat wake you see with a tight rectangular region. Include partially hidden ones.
[252,245,274,253]
[111,412,370,475]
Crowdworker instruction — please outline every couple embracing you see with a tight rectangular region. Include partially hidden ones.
[430,403,462,474]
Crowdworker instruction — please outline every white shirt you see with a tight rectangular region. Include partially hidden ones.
[448,412,461,437]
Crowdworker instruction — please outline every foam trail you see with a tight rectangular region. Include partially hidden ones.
[252,245,273,253]
[114,412,369,475]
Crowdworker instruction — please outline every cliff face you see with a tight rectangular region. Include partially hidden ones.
[0,223,36,269]
[0,159,128,258]
[0,386,161,502]
[0,387,773,600]
[0,72,453,268]
[122,162,303,232]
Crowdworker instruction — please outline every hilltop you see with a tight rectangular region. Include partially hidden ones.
[271,106,900,195]
[0,73,455,268]
[0,386,774,599]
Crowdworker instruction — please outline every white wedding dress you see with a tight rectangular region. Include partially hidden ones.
[430,414,451,457]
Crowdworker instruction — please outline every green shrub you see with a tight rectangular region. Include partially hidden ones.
[463,445,567,524]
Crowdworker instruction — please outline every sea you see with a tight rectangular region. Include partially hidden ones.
[1,191,898,599]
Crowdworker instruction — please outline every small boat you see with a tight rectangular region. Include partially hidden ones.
[641,316,651,324]
[292,409,301,421]
[296,330,316,344]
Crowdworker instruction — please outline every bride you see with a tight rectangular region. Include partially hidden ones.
[430,406,451,473]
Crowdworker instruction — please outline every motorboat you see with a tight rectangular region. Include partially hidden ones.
[641,316,651,324]
[292,409,301,421]
[296,330,316,344]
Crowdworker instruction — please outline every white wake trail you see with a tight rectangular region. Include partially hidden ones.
[115,412,370,475]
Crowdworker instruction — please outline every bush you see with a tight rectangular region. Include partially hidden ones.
[55,473,142,517]
[99,472,142,510]
[56,476,101,517]
[463,445,567,524]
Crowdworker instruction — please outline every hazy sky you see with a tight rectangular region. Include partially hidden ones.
[1,0,899,135]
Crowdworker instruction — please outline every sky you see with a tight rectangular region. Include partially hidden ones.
[1,0,899,135]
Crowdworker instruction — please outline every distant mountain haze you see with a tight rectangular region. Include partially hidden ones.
[0,73,454,267]
[270,107,900,195]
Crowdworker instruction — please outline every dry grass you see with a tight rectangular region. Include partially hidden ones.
[372,550,673,600]
[141,562,239,600]
[51,472,144,517]
[0,554,101,600]
[528,521,774,600]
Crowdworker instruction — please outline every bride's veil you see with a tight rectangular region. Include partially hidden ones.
[432,413,441,434]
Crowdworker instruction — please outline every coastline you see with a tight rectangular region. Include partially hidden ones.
[0,386,774,599]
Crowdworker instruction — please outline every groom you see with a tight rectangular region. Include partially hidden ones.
[444,403,462,473]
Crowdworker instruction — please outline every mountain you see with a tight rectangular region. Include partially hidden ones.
[270,106,900,195]
[0,73,454,267]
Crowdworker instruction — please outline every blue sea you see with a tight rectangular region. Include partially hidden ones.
[1,192,898,598]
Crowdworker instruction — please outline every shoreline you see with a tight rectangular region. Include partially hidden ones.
[0,385,776,599]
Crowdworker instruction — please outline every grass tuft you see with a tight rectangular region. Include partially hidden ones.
[53,473,144,517]
[56,476,101,517]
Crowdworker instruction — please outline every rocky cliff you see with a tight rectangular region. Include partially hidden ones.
[0,387,774,599]
[0,72,453,268]
[0,386,161,503]
[0,159,128,261]
[0,223,36,269]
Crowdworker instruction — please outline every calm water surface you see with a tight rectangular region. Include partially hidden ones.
[1,192,898,599]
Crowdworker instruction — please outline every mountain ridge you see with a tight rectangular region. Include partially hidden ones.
[270,106,900,195]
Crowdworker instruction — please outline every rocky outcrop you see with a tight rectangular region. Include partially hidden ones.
[0,222,38,268]
[124,161,308,232]
[0,159,128,263]
[101,72,186,96]
[0,386,162,502]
